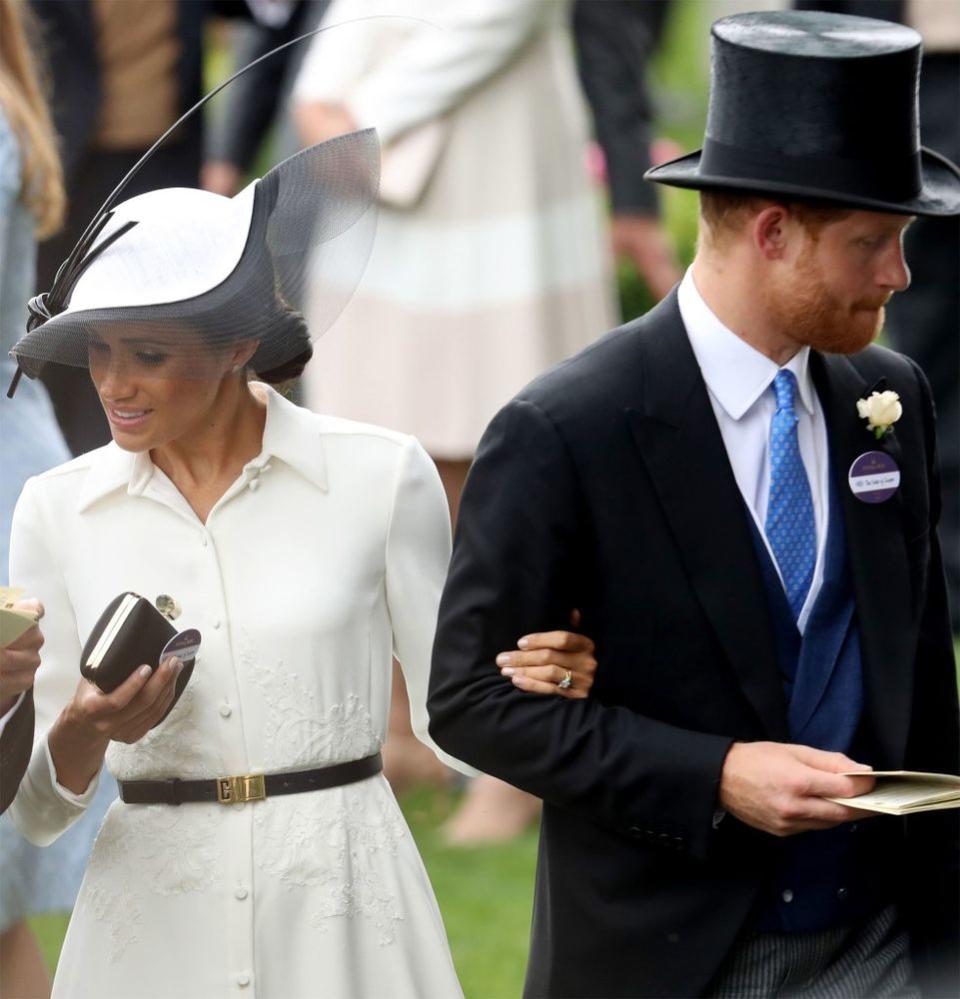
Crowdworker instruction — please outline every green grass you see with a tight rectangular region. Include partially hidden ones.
[402,786,540,998]
[26,912,68,978]
[29,785,539,999]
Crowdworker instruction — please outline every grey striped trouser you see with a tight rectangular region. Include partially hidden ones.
[708,905,920,999]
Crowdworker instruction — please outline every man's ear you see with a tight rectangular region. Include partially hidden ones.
[752,205,791,260]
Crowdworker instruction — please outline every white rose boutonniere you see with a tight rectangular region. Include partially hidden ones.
[856,390,902,439]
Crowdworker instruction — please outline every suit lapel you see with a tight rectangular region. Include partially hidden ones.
[810,352,914,767]
[625,299,788,739]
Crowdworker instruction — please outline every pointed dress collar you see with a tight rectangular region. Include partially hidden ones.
[76,383,327,513]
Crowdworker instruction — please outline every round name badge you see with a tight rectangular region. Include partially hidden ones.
[848,450,900,504]
[160,628,202,667]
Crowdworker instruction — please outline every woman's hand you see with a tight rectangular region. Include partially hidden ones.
[48,656,183,794]
[497,610,597,700]
[293,101,358,147]
[68,656,183,744]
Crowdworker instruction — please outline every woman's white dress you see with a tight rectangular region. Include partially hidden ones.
[293,0,617,459]
[9,385,471,999]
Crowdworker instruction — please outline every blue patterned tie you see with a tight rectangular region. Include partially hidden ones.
[765,370,816,621]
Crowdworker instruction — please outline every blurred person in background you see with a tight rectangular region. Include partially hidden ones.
[292,0,617,844]
[202,0,322,196]
[794,0,960,632]
[209,0,682,289]
[574,0,681,302]
[29,0,294,459]
[0,3,87,996]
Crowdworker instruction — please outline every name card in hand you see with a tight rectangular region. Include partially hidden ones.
[829,771,960,815]
[0,587,39,648]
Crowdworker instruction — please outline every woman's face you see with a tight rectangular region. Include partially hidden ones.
[88,329,253,452]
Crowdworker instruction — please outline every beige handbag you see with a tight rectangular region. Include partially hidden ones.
[377,117,449,209]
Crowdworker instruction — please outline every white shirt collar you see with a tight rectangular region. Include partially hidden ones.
[247,383,328,492]
[677,267,816,421]
[78,382,327,512]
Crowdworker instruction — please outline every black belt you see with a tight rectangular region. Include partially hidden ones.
[118,752,382,806]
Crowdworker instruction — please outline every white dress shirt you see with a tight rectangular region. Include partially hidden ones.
[678,268,830,633]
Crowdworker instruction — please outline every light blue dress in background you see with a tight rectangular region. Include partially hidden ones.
[0,108,117,932]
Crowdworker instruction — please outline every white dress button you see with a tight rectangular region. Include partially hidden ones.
[201,536,209,548]
[781,889,794,903]
[219,704,232,719]
[236,972,251,988]
[235,886,248,900]
[212,620,221,630]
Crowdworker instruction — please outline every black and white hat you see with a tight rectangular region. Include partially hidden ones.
[11,129,379,384]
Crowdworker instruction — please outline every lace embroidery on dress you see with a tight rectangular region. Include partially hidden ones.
[255,785,407,945]
[79,645,224,961]
[241,629,406,945]
[79,884,143,964]
[106,651,224,781]
[77,801,222,962]
[240,629,380,769]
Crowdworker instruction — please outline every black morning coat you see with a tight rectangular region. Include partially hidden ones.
[427,291,960,998]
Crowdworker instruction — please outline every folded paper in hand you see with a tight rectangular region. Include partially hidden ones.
[0,587,38,648]
[828,771,960,815]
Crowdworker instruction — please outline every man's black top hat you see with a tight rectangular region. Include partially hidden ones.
[645,10,960,216]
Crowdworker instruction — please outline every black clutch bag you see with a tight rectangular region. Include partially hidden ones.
[80,592,196,722]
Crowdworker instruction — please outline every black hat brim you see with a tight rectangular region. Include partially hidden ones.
[644,146,960,218]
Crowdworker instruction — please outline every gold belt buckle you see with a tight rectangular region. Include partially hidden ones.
[216,773,266,804]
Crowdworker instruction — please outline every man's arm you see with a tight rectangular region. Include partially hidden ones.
[203,0,314,192]
[572,0,680,298]
[573,0,667,217]
[428,397,733,860]
[429,395,878,852]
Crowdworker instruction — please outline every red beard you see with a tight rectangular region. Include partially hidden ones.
[767,250,888,355]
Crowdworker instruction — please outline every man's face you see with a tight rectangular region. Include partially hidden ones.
[770,210,913,355]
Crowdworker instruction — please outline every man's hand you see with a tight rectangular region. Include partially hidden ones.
[719,741,876,837]
[611,213,681,301]
[200,160,242,197]
[0,600,44,711]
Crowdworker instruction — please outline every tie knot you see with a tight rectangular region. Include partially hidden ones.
[772,369,799,414]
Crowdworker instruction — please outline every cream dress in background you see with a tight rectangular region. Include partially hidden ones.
[9,385,472,999]
[293,0,617,458]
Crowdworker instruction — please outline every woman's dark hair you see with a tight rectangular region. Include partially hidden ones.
[247,301,313,385]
